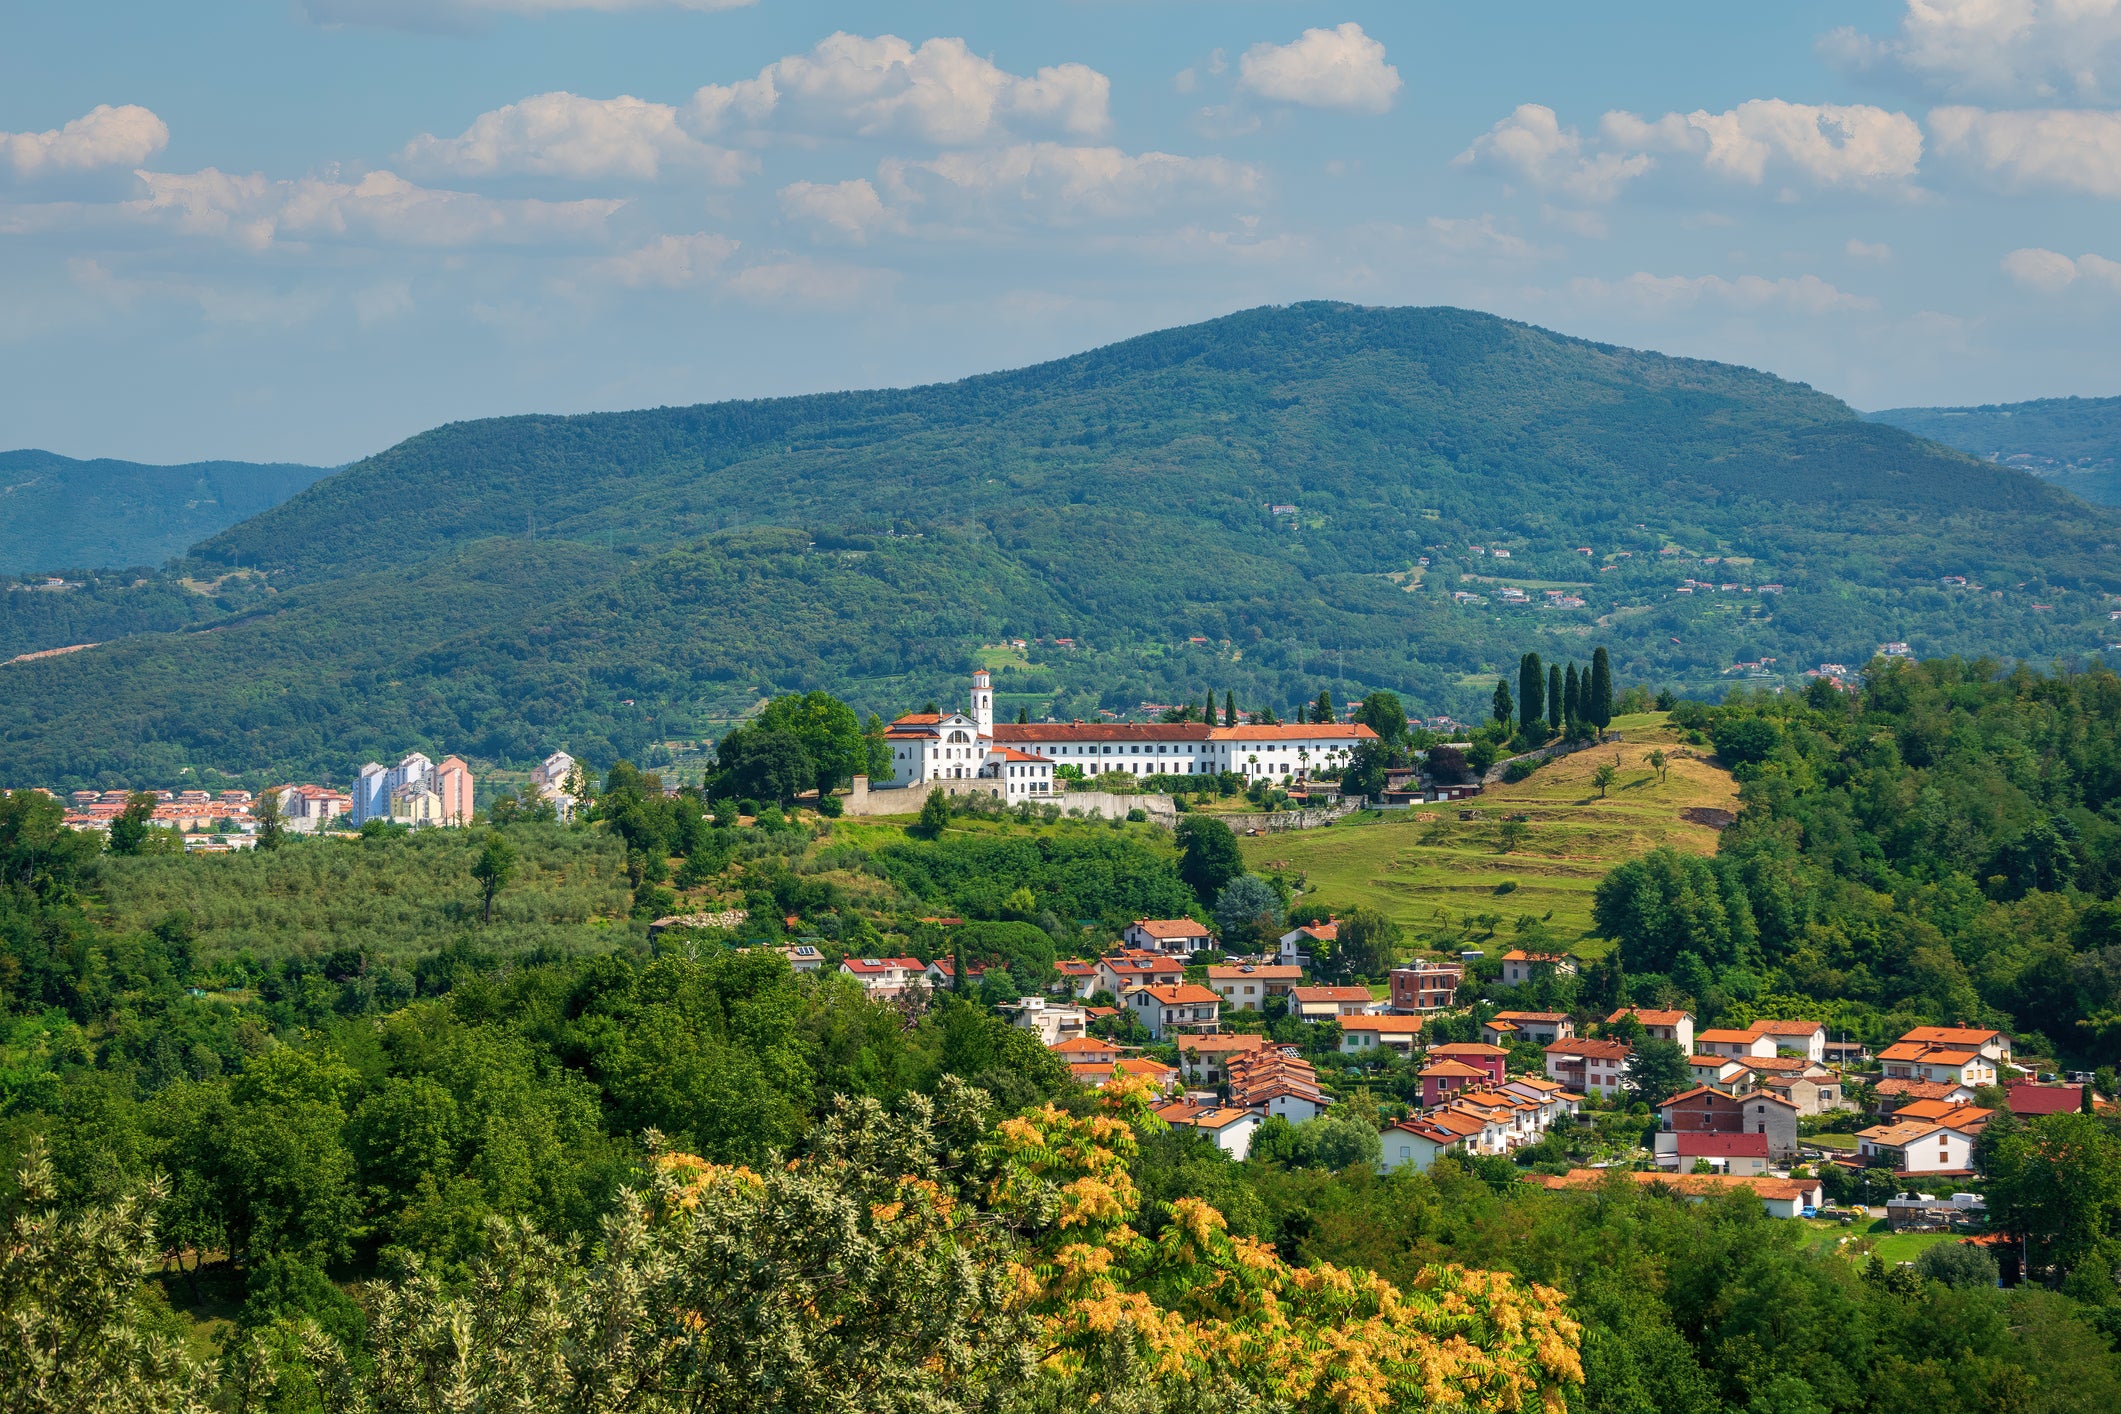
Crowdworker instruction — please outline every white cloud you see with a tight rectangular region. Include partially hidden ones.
[1571,271,1881,315]
[398,92,754,183]
[688,33,1110,145]
[724,259,892,307]
[1679,100,1924,186]
[595,232,740,288]
[1822,0,2121,103]
[124,167,623,251]
[2001,246,2121,291]
[1236,23,1401,114]
[1929,105,2121,195]
[305,0,753,30]
[1457,105,1653,202]
[778,178,903,243]
[1463,100,1921,200]
[2,105,168,178]
[882,142,1261,223]
[1847,237,1895,261]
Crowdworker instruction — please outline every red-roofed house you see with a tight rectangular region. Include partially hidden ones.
[1384,1112,1482,1173]
[1426,1043,1509,1088]
[839,957,925,998]
[1124,918,1215,955]
[1387,959,1463,1013]
[2006,1083,2087,1118]
[1544,1039,1634,1098]
[1498,949,1578,986]
[1095,951,1185,997]
[1658,1086,1798,1163]
[1419,1058,1488,1108]
[1277,921,1337,968]
[1607,1008,1696,1054]
[1491,1011,1575,1045]
[1339,1015,1425,1056]
[1124,982,1221,1040]
[1291,985,1383,1022]
[1173,1032,1269,1082]
[1053,959,1099,998]
[1207,963,1302,1011]
[1659,1132,1771,1177]
[1153,1101,1261,1159]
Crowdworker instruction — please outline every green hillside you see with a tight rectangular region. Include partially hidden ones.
[0,448,333,575]
[1869,394,2121,506]
[5,302,2119,790]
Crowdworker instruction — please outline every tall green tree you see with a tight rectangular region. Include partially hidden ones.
[1213,875,1285,952]
[1492,679,1513,727]
[1355,691,1405,744]
[916,788,952,840]
[1223,692,1236,728]
[1589,647,1614,735]
[253,788,287,851]
[1546,664,1563,732]
[757,691,868,794]
[470,834,516,924]
[1564,663,1582,726]
[1518,652,1545,731]
[1980,1112,2121,1283]
[1327,907,1401,982]
[106,792,158,857]
[1314,690,1334,725]
[1626,1039,1693,1106]
[1175,816,1244,906]
[715,727,816,803]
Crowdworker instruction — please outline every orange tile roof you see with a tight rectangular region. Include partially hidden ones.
[1545,1039,1632,1059]
[1133,918,1211,938]
[1750,1019,1824,1036]
[996,723,1212,742]
[1427,1042,1509,1058]
[1419,1059,1489,1079]
[1132,983,1219,1005]
[1050,1037,1120,1057]
[1608,1008,1692,1026]
[1208,724,1380,742]
[1176,1034,1269,1055]
[1900,1026,2003,1046]
[1208,964,1303,980]
[1292,985,1374,1002]
[1497,1011,1572,1023]
[1341,1015,1425,1033]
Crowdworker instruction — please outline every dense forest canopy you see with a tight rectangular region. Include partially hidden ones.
[4,303,2118,790]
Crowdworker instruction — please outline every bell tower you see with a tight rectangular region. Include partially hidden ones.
[971,669,994,738]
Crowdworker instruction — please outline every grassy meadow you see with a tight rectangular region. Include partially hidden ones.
[1239,713,1738,948]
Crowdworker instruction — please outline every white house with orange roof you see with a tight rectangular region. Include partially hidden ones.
[1124,982,1221,1040]
[1124,918,1215,955]
[839,956,925,999]
[1339,1014,1425,1056]
[1498,949,1578,986]
[1207,962,1303,1011]
[1153,1101,1261,1159]
[1608,1007,1695,1054]
[1095,951,1185,997]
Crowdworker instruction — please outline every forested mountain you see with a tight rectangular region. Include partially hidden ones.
[0,448,332,575]
[4,303,2118,790]
[1869,395,2121,507]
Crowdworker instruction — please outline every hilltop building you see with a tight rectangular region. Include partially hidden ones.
[529,750,581,820]
[882,670,1377,790]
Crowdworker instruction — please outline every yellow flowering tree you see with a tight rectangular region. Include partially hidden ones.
[986,1078,1583,1414]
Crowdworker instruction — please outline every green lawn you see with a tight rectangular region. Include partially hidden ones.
[1865,1224,1959,1264]
[1238,716,1738,943]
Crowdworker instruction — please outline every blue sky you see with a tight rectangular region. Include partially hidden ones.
[6,1,2121,464]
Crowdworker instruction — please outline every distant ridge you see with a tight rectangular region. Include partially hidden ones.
[3,302,2116,790]
[1868,394,2121,507]
[0,448,334,574]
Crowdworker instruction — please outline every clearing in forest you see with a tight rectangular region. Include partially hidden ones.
[1237,713,1739,949]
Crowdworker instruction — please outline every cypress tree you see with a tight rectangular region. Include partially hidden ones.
[1224,692,1236,727]
[1564,663,1581,725]
[1316,689,1334,724]
[1547,664,1563,732]
[1492,678,1513,726]
[1518,652,1544,732]
[1590,647,1614,735]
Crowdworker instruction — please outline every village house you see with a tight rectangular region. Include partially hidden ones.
[1002,996,1088,1046]
[1875,1077,1979,1109]
[1290,985,1384,1022]
[1533,1170,1825,1220]
[1687,1053,1759,1093]
[1152,1102,1261,1159]
[1123,918,1215,955]
[1659,1133,1771,1177]
[527,750,581,820]
[2005,1082,2090,1118]
[1053,959,1099,998]
[1878,1039,1998,1088]
[1696,1027,1779,1060]
[1387,959,1463,1013]
[1383,1111,1484,1173]
[1174,1033,1270,1084]
[1226,1051,1332,1122]
[267,784,353,833]
[1049,1036,1120,1068]
[1896,1024,2012,1068]
[1419,1058,1491,1109]
[1124,982,1221,1040]
[1544,1039,1634,1099]
[1607,1008,1696,1054]
[1277,920,1337,968]
[1658,1086,1799,1164]
[1485,1011,1575,1046]
[1339,1015,1425,1057]
[1075,1055,1181,1094]
[1856,1103,1990,1178]
[1427,1042,1509,1087]
[1503,1074,1582,1128]
[922,957,992,990]
[838,956,925,999]
[1498,949,1578,986]
[778,943,825,973]
[1207,963,1302,1012]
[1094,951,1184,997]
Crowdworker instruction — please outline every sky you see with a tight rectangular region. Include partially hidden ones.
[6,1,2121,465]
